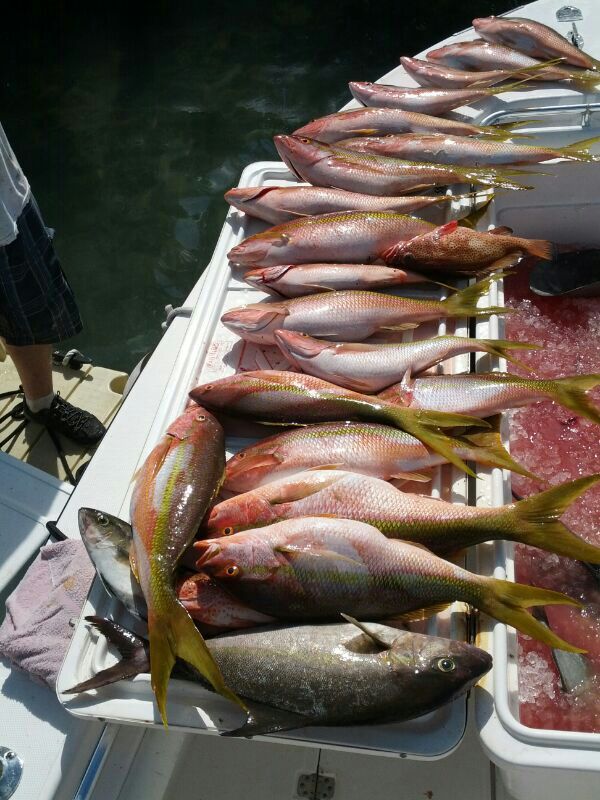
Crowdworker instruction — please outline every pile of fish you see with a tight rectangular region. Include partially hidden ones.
[67,15,600,738]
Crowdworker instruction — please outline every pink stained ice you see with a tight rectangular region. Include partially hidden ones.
[502,265,600,733]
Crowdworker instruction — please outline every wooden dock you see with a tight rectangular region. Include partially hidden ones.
[0,354,128,483]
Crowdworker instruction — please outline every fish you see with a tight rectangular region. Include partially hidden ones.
[274,135,534,196]
[222,417,533,494]
[383,220,553,273]
[379,371,600,424]
[129,405,244,724]
[336,132,600,166]
[426,39,600,87]
[64,616,492,737]
[243,263,441,297]
[473,16,600,72]
[273,331,538,393]
[227,210,435,267]
[293,106,529,143]
[78,507,274,634]
[188,369,490,475]
[224,185,455,226]
[348,77,534,115]
[79,507,147,621]
[194,517,585,652]
[399,55,551,89]
[220,274,508,344]
[206,469,600,564]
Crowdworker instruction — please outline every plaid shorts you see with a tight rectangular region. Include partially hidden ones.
[0,196,82,346]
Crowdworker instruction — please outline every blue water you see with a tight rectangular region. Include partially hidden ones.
[1,0,521,372]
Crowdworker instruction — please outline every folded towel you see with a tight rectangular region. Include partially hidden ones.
[0,539,95,688]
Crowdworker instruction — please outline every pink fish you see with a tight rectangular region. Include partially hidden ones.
[224,185,453,226]
[243,263,436,297]
[400,55,542,89]
[194,517,584,652]
[220,275,507,344]
[205,469,600,564]
[272,135,532,196]
[294,106,526,143]
[380,371,600,424]
[348,77,532,115]
[221,418,532,494]
[227,210,434,266]
[473,16,600,71]
[273,330,537,393]
[336,132,600,166]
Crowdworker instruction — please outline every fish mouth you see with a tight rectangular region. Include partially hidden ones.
[274,330,327,359]
[221,307,284,334]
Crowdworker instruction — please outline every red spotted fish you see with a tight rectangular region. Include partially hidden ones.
[380,371,600,424]
[220,275,508,344]
[383,219,553,273]
[205,469,600,563]
[194,517,585,652]
[274,330,538,393]
[188,370,489,475]
[274,135,534,196]
[130,406,244,724]
[221,418,533,494]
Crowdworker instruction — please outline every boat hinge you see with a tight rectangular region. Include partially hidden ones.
[296,772,335,800]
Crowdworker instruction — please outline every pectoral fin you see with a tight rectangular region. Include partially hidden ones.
[221,700,314,738]
[275,544,364,570]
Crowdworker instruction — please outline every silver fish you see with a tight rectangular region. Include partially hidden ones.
[224,185,454,225]
[64,616,492,737]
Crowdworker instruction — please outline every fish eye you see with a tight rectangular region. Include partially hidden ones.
[223,526,234,536]
[300,137,310,143]
[204,384,213,391]
[236,452,246,459]
[196,414,206,422]
[97,513,109,527]
[225,564,240,577]
[436,657,456,673]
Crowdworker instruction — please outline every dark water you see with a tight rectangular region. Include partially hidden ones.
[1,0,521,372]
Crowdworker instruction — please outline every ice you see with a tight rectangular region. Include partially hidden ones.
[503,267,600,733]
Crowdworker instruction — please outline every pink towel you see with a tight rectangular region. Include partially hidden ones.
[0,539,95,688]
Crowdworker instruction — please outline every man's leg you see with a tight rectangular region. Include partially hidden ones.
[5,342,54,408]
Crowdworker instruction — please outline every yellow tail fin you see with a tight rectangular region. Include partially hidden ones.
[550,374,600,425]
[508,474,600,563]
[479,578,585,653]
[453,414,537,479]
[442,274,509,319]
[558,134,600,163]
[383,407,483,477]
[149,597,246,727]
[477,338,540,372]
